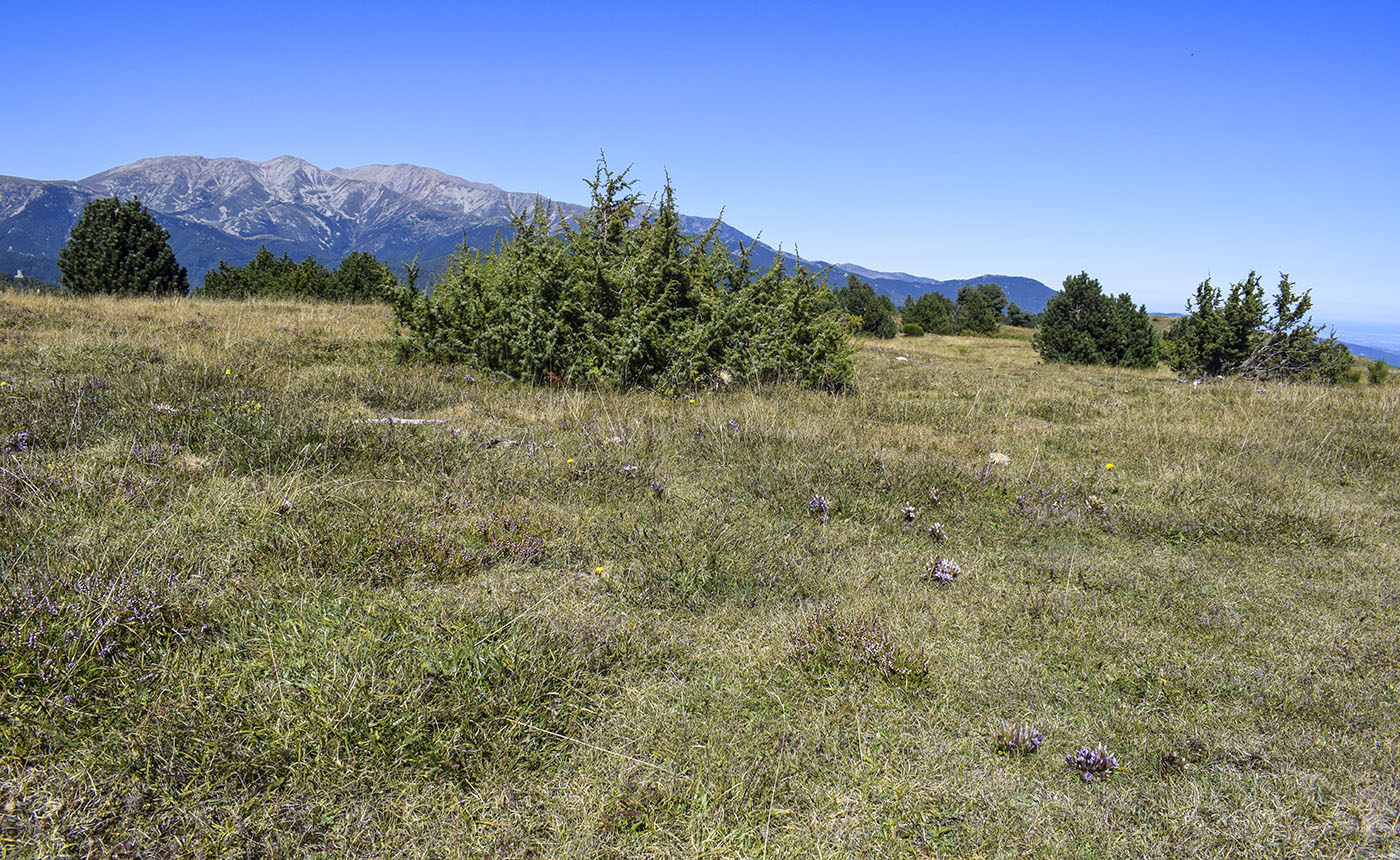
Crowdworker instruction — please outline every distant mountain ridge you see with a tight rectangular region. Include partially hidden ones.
[0,155,1057,311]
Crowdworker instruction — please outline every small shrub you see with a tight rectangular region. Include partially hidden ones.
[902,323,924,337]
[1368,359,1390,384]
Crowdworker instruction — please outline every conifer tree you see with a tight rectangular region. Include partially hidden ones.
[58,197,188,296]
[1163,272,1350,382]
[901,291,957,334]
[955,285,1000,335]
[333,251,396,301]
[1033,272,1158,367]
[836,274,896,338]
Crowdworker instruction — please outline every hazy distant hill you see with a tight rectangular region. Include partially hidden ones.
[1342,342,1400,365]
[0,156,1057,311]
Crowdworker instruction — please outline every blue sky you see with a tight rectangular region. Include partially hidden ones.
[5,1,1397,324]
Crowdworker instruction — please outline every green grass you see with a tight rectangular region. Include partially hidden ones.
[3,294,1398,858]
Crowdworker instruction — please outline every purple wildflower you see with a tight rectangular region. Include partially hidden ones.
[994,720,1044,756]
[1066,744,1121,781]
[923,557,960,583]
[808,494,830,523]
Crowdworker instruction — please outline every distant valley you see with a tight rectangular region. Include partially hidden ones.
[0,155,1057,311]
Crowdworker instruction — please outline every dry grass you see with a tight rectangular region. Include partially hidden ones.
[2,293,1398,858]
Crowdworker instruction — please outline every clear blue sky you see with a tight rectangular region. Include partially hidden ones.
[5,1,1397,323]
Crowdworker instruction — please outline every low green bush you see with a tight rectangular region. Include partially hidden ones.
[902,323,924,337]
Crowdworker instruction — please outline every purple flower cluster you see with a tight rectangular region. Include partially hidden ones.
[994,720,1045,756]
[923,557,961,583]
[1,570,183,702]
[927,522,947,542]
[474,514,548,565]
[5,430,29,452]
[1066,744,1121,781]
[901,505,917,523]
[788,602,927,679]
[808,494,830,523]
[649,480,666,498]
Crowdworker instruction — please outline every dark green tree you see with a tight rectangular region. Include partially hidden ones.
[1004,301,1035,328]
[1161,273,1265,376]
[836,273,897,338]
[1165,272,1350,382]
[1102,292,1160,368]
[201,246,295,298]
[290,256,336,299]
[58,197,188,296]
[1162,272,1349,382]
[1034,273,1109,364]
[1032,272,1156,367]
[1237,274,1351,382]
[333,251,396,301]
[901,291,957,334]
[975,282,1007,320]
[199,246,344,300]
[955,285,999,335]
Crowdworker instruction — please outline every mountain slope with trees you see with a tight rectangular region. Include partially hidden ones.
[0,157,1055,309]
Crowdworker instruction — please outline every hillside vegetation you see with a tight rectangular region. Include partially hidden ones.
[2,295,1398,858]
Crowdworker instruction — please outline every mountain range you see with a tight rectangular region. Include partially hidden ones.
[0,155,1057,311]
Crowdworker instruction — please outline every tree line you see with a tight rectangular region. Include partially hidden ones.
[54,195,397,302]
[53,191,1363,386]
[835,275,1035,339]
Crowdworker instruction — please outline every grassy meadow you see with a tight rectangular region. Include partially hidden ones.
[2,293,1398,858]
